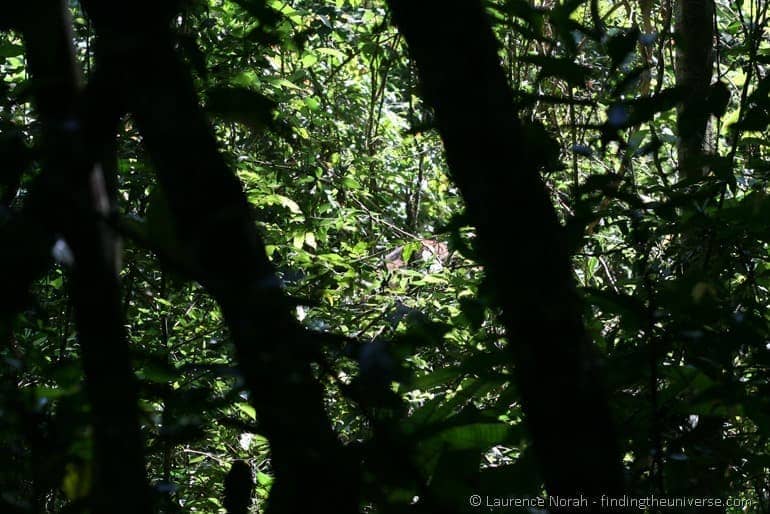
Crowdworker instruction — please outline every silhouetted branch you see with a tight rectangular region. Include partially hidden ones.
[14,2,152,512]
[80,2,359,512]
[386,0,624,502]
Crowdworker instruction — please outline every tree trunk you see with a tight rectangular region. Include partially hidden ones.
[675,0,715,179]
[80,3,360,513]
[674,2,726,510]
[386,0,624,503]
[16,2,152,512]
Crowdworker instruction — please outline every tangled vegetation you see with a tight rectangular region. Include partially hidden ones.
[1,0,769,512]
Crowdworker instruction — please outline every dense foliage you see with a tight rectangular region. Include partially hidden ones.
[1,0,769,512]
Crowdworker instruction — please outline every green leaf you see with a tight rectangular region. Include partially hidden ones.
[0,43,24,58]
[301,52,318,67]
[273,194,302,214]
[435,423,514,451]
[408,366,463,391]
[316,47,346,61]
[401,241,421,263]
[256,471,274,487]
[62,462,92,500]
[304,231,317,249]
[236,403,257,421]
[342,177,361,189]
[304,96,321,111]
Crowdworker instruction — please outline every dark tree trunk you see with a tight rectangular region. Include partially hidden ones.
[675,0,715,179]
[80,3,359,513]
[14,2,152,513]
[223,460,255,514]
[675,3,725,510]
[386,0,624,503]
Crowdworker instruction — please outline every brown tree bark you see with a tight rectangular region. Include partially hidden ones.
[386,0,624,505]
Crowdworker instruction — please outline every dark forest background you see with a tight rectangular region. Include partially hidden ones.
[1,0,769,512]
